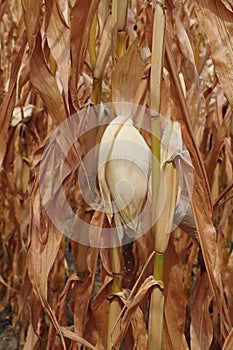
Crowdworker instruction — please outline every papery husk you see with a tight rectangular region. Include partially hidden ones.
[98,115,151,239]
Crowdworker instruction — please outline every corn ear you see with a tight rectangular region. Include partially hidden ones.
[98,115,151,238]
[98,116,151,348]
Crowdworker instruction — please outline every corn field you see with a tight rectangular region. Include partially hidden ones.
[0,0,233,349]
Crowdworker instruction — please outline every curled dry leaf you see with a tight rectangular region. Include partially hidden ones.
[45,0,70,107]
[30,33,67,125]
[70,0,100,109]
[113,276,163,349]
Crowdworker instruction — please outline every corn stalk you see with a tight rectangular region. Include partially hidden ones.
[91,4,112,104]
[148,0,167,349]
[107,2,129,349]
[107,240,122,350]
[112,0,129,60]
[76,3,113,284]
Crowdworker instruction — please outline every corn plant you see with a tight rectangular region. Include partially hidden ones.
[0,1,233,350]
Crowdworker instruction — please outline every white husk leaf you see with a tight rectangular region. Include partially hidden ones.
[98,115,151,239]
[98,117,198,243]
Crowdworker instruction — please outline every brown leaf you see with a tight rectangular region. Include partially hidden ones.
[27,200,63,301]
[23,324,38,350]
[0,34,27,168]
[194,0,233,109]
[219,0,233,12]
[113,276,162,348]
[30,32,67,124]
[22,0,42,53]
[60,327,96,349]
[174,10,206,146]
[72,211,104,341]
[112,39,145,113]
[224,252,233,325]
[70,0,100,109]
[223,328,233,350]
[163,265,188,350]
[165,35,232,339]
[190,273,213,350]
[27,175,66,347]
[205,108,232,187]
[45,0,70,108]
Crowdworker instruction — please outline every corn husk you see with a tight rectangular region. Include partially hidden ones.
[98,115,151,240]
[98,116,197,242]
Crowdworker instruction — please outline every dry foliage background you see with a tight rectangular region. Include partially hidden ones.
[0,0,233,349]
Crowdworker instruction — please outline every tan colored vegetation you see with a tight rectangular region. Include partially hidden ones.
[0,0,233,349]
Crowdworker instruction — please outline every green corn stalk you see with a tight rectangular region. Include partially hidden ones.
[107,2,129,348]
[148,1,167,349]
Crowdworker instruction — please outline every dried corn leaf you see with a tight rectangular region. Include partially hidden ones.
[163,264,188,350]
[23,324,38,350]
[224,252,233,325]
[223,328,233,350]
[112,39,145,114]
[205,108,232,187]
[45,0,70,104]
[174,11,206,145]
[194,0,233,108]
[93,15,112,79]
[190,273,213,350]
[60,327,96,349]
[0,35,27,167]
[70,0,100,108]
[30,33,67,124]
[220,0,233,12]
[11,105,41,127]
[113,276,162,349]
[165,36,232,339]
[72,211,104,341]
[21,0,42,53]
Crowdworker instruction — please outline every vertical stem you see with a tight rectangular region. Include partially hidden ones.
[153,253,164,281]
[150,0,166,273]
[89,13,97,69]
[50,53,57,76]
[91,78,102,105]
[107,2,129,348]
[107,240,122,350]
[117,31,126,59]
[149,1,166,350]
[151,117,161,239]
[112,0,129,60]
